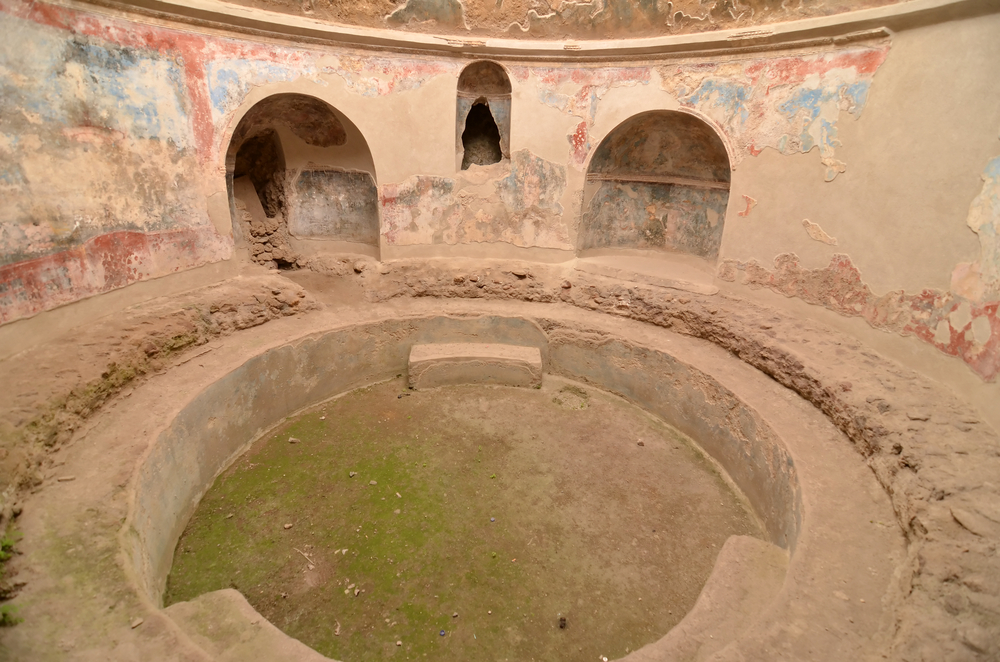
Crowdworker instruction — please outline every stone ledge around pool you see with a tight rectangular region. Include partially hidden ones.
[408,342,543,390]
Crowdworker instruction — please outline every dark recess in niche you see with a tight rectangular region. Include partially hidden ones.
[234,129,285,218]
[461,99,503,169]
[457,60,511,171]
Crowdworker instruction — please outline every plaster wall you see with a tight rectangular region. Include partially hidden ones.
[1,0,999,399]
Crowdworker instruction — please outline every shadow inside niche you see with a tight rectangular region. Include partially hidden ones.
[462,101,503,169]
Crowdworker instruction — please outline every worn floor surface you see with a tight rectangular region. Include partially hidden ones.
[166,377,761,662]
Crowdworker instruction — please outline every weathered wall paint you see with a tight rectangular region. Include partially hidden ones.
[802,219,837,246]
[955,155,1000,302]
[511,65,652,168]
[581,182,728,259]
[387,0,466,29]
[328,56,453,98]
[0,0,893,322]
[381,150,570,249]
[721,134,1000,383]
[581,110,730,259]
[3,0,993,395]
[719,253,1000,381]
[0,229,229,323]
[0,2,232,322]
[662,42,890,180]
[287,170,379,245]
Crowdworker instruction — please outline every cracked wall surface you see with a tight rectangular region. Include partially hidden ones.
[217,0,906,39]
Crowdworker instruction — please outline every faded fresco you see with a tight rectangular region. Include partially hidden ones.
[222,0,905,39]
[287,170,380,245]
[0,5,231,323]
[581,111,730,259]
[662,42,891,181]
[581,183,728,259]
[512,65,652,169]
[720,144,1000,381]
[381,150,570,250]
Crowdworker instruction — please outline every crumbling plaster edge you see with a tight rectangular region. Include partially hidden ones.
[0,259,241,362]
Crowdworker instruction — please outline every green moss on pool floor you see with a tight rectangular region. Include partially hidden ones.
[165,377,763,662]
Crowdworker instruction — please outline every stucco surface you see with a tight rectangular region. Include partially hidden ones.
[214,0,905,39]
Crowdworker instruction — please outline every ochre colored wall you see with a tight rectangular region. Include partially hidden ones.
[1,0,998,397]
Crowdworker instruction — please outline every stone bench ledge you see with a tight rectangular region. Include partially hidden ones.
[408,342,542,389]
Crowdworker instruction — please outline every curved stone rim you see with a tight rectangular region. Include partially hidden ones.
[122,303,902,660]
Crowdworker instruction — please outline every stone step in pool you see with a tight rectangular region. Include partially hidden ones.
[407,342,543,390]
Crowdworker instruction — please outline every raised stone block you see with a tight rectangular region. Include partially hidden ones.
[408,343,542,390]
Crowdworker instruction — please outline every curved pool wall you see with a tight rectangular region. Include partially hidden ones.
[127,314,800,605]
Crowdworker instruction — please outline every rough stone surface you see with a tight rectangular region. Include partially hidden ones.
[0,261,996,661]
[719,253,1000,381]
[0,272,315,514]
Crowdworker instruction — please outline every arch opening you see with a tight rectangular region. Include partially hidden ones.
[226,93,380,267]
[233,129,285,220]
[579,110,731,262]
[457,61,511,170]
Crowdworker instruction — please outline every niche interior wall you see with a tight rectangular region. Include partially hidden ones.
[1,0,999,660]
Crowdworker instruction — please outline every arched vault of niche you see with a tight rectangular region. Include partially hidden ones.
[456,61,511,170]
[226,93,380,266]
[579,110,731,262]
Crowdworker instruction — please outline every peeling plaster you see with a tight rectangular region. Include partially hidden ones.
[509,66,651,167]
[956,154,1000,300]
[719,253,1000,381]
[738,194,757,217]
[802,219,837,245]
[660,42,890,180]
[0,228,230,323]
[380,150,570,250]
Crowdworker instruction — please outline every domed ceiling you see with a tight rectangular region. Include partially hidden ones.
[224,0,907,39]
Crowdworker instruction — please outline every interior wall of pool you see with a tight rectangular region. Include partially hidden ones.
[127,314,799,605]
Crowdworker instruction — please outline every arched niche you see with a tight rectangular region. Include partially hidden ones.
[456,61,511,170]
[226,93,380,266]
[578,110,731,262]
